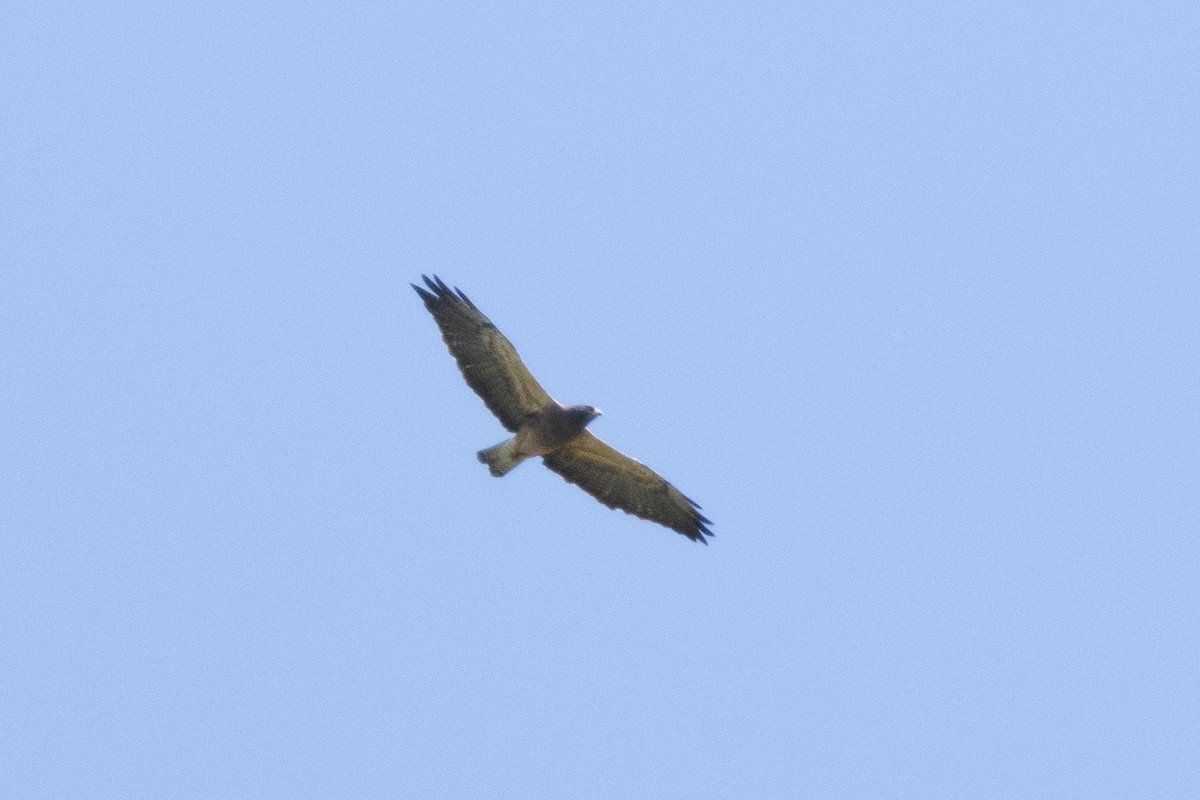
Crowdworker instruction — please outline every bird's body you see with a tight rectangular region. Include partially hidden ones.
[478,404,601,477]
[412,275,712,543]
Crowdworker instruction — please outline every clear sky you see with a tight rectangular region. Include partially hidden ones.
[4,2,1198,798]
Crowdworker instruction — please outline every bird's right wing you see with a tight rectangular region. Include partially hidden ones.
[542,431,713,543]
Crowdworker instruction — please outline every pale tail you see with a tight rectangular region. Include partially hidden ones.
[477,438,522,477]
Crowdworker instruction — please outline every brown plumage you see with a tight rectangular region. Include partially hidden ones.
[413,275,713,543]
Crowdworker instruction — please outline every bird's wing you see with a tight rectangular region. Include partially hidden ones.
[413,275,556,432]
[542,431,713,542]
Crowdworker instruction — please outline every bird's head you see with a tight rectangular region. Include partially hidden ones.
[566,404,603,426]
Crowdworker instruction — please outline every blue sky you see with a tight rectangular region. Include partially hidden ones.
[4,2,1198,797]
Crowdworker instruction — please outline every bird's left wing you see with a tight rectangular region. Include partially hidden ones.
[542,432,713,542]
[413,275,556,432]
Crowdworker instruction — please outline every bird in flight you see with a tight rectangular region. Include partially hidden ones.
[413,275,713,543]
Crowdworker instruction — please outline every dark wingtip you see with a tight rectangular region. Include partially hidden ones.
[678,512,714,543]
[681,494,713,543]
[414,275,477,309]
[411,281,435,303]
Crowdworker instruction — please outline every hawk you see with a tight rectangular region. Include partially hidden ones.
[413,275,713,543]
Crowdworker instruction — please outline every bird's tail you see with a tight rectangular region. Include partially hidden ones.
[477,437,523,477]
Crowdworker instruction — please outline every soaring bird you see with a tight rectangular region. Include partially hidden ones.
[413,275,712,543]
